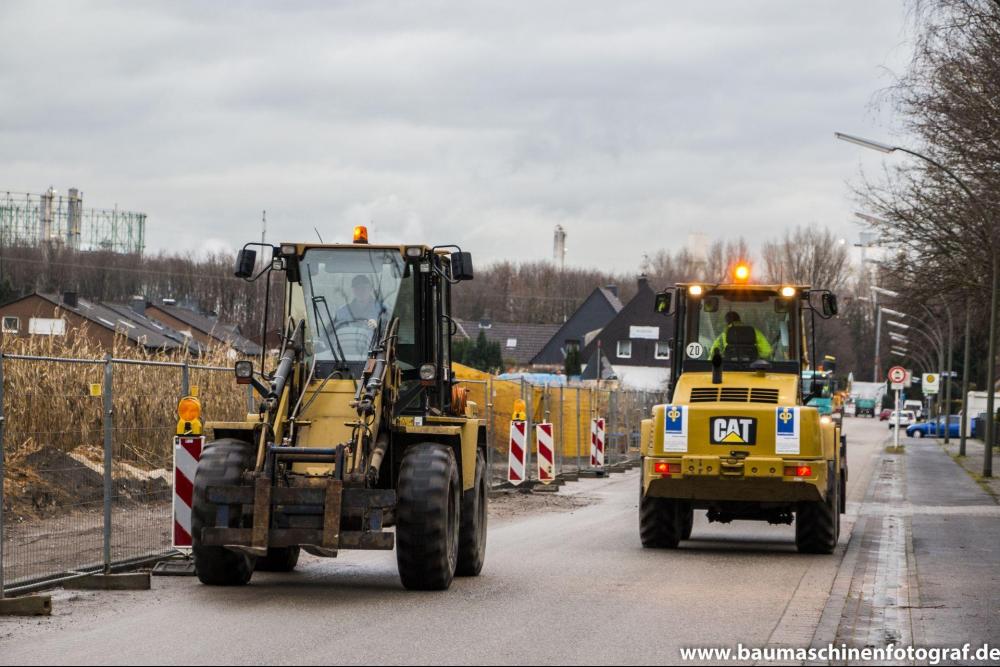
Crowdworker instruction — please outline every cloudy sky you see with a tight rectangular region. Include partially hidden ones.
[0,1,913,271]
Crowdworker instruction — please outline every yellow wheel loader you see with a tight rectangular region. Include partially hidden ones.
[189,227,487,588]
[640,265,847,554]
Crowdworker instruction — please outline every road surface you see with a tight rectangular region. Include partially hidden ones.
[2,417,996,664]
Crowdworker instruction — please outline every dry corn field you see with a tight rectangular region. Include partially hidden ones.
[2,329,253,519]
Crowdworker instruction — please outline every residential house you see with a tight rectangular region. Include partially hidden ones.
[530,286,623,370]
[145,301,261,357]
[580,275,673,390]
[455,318,561,369]
[0,292,205,354]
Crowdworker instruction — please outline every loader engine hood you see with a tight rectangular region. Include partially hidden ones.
[651,372,824,459]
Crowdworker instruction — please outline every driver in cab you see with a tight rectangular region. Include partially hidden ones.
[709,311,773,360]
[335,274,386,326]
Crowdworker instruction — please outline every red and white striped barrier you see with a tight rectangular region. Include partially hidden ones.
[536,422,555,484]
[508,420,527,486]
[591,417,606,468]
[173,435,204,549]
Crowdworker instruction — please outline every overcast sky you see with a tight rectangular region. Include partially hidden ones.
[0,1,913,271]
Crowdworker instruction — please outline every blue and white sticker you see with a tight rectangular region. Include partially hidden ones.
[663,405,688,453]
[775,407,800,455]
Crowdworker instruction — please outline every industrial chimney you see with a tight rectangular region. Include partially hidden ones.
[553,224,566,270]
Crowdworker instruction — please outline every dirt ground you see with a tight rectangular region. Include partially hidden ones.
[1,502,172,588]
[487,487,596,520]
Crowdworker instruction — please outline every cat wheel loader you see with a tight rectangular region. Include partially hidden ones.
[187,227,488,589]
[640,263,847,554]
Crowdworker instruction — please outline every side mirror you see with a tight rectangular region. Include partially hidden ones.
[822,293,838,317]
[450,252,474,281]
[235,248,257,279]
[654,290,673,315]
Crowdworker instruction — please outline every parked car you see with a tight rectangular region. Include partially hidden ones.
[906,416,961,439]
[888,410,917,429]
[879,408,893,421]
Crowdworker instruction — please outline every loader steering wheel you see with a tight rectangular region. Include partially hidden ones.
[335,317,374,331]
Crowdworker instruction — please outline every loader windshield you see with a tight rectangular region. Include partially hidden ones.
[301,248,406,374]
[683,289,800,373]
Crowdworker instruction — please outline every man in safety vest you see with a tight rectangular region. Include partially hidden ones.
[709,311,773,360]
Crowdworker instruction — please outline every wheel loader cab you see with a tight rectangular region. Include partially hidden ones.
[287,244,457,415]
[673,285,805,382]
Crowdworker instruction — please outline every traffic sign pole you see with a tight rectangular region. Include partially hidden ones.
[888,366,909,449]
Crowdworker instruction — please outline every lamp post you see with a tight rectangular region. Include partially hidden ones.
[897,307,949,421]
[836,131,996,477]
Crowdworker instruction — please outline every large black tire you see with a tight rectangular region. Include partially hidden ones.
[396,443,460,590]
[795,468,840,555]
[680,504,694,541]
[255,546,300,573]
[456,449,487,577]
[639,476,684,549]
[192,439,257,586]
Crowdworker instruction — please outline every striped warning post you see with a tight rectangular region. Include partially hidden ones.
[591,417,606,468]
[508,420,528,486]
[536,422,555,483]
[173,435,204,548]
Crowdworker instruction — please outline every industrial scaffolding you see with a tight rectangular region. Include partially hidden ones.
[0,189,146,255]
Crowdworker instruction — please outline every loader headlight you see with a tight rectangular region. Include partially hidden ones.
[234,360,254,384]
[419,363,437,381]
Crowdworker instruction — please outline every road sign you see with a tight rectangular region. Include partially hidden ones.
[536,423,555,484]
[888,366,910,390]
[508,420,527,485]
[922,373,940,395]
[888,366,907,383]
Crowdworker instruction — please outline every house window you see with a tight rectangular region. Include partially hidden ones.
[617,340,632,359]
[655,342,670,360]
[506,338,517,349]
[2,316,19,334]
[28,317,66,336]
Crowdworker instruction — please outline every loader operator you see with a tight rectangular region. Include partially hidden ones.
[335,274,387,326]
[709,311,773,361]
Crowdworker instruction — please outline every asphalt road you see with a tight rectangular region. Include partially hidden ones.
[0,419,886,665]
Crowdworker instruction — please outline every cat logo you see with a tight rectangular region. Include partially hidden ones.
[710,416,757,445]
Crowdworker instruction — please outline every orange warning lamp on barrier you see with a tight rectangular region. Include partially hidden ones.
[176,396,203,436]
[512,399,527,421]
[353,225,369,244]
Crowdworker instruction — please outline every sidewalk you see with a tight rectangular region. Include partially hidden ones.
[815,433,1000,659]
[936,435,1000,500]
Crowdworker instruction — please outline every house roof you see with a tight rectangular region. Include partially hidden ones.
[31,293,205,353]
[530,286,624,366]
[148,303,261,355]
[455,319,561,366]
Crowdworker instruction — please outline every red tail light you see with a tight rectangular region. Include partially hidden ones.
[784,465,812,477]
[653,461,681,476]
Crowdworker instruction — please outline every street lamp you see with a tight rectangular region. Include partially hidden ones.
[836,130,997,477]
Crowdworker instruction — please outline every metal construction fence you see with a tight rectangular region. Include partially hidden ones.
[0,354,665,596]
[455,377,666,486]
[0,353,249,596]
